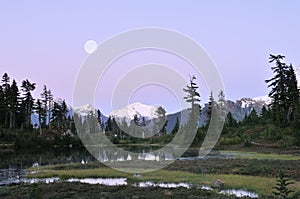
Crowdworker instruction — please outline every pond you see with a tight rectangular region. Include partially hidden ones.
[0,146,258,198]
[0,147,234,170]
[0,146,238,185]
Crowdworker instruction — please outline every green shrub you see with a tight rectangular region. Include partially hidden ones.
[272,170,294,199]
[219,136,242,145]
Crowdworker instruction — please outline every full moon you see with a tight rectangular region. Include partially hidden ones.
[84,40,98,54]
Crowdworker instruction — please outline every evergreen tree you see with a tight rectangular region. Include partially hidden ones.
[35,99,45,135]
[133,114,140,125]
[51,102,63,129]
[261,105,269,119]
[248,109,259,124]
[171,117,180,134]
[47,89,53,127]
[206,91,215,126]
[61,100,68,130]
[183,76,201,113]
[70,116,77,135]
[2,73,10,128]
[129,114,140,137]
[41,85,48,127]
[218,90,226,123]
[156,106,167,135]
[8,80,20,129]
[218,90,226,108]
[286,64,299,123]
[183,76,201,142]
[41,85,53,128]
[265,54,299,125]
[21,79,36,129]
[260,105,271,124]
[226,112,237,127]
[97,109,102,126]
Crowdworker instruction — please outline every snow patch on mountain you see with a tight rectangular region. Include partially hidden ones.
[110,102,162,122]
[253,95,272,105]
[73,104,97,117]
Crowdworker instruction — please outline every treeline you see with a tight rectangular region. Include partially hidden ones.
[2,54,300,148]
[0,73,75,135]
[218,54,300,147]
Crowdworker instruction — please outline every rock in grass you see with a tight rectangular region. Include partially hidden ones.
[213,179,225,188]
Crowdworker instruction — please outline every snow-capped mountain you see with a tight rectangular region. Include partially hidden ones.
[237,96,271,109]
[109,102,162,123]
[72,104,107,122]
[165,95,271,131]
[225,96,269,121]
[31,95,272,131]
[253,95,272,105]
[73,104,97,117]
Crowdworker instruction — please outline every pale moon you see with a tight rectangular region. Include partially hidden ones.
[84,40,98,54]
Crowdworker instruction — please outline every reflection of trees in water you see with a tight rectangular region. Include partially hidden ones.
[74,108,197,164]
[88,145,175,163]
[0,148,95,169]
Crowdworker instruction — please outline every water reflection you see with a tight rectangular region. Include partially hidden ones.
[0,147,236,171]
[220,189,258,198]
[0,148,96,169]
[0,168,25,185]
[67,178,127,186]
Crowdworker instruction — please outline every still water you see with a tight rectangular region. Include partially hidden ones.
[0,147,258,198]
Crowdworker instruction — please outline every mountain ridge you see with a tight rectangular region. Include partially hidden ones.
[71,95,270,132]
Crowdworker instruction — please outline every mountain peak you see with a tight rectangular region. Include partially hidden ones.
[73,104,96,117]
[110,102,162,121]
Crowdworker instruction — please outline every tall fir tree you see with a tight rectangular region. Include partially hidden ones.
[226,112,237,127]
[155,106,167,135]
[218,90,226,123]
[265,54,299,125]
[183,76,201,142]
[286,64,299,123]
[206,91,215,127]
[35,99,45,135]
[61,100,68,130]
[51,102,63,129]
[41,85,48,127]
[2,73,10,128]
[8,80,20,129]
[183,76,201,113]
[47,89,53,128]
[171,117,180,134]
[41,85,53,128]
[21,79,36,129]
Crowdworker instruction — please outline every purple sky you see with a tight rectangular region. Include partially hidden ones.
[1,1,300,114]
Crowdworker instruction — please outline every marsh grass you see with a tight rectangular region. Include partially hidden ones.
[27,166,300,196]
[221,150,300,160]
[27,167,131,179]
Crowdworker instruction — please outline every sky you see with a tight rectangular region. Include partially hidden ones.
[1,1,300,115]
